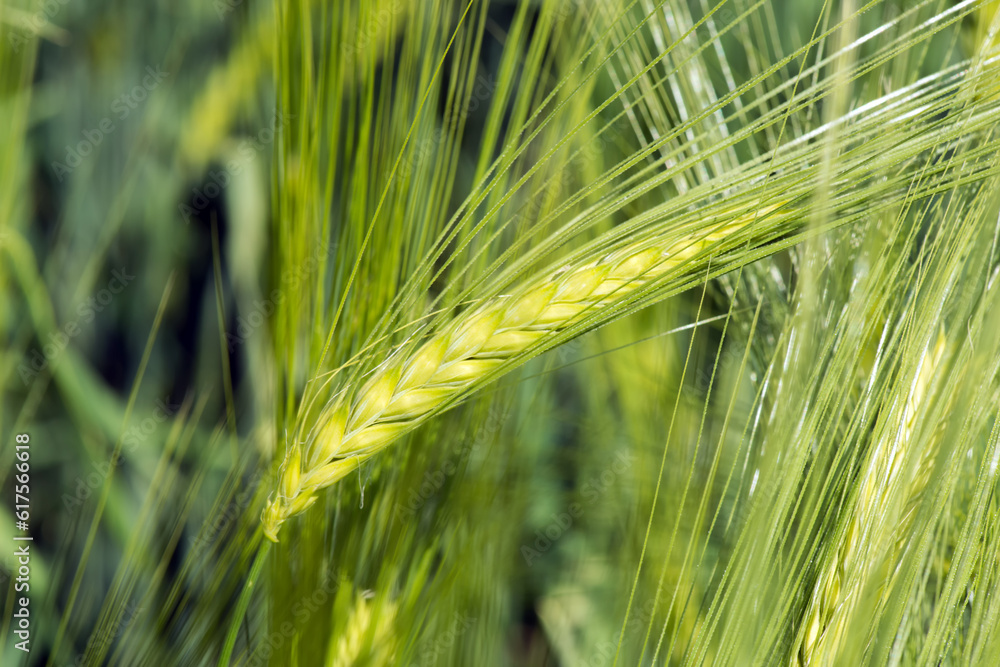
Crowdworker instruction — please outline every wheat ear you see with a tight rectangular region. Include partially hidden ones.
[331,594,397,667]
[792,330,947,666]
[262,204,787,541]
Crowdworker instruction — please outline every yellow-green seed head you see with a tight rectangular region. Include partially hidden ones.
[263,206,788,541]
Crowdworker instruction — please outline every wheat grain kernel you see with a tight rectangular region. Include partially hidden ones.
[401,338,448,388]
[430,359,503,385]
[383,388,451,419]
[351,366,401,427]
[309,407,348,468]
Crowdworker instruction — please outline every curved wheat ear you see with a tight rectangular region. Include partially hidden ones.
[792,329,947,667]
[262,203,788,541]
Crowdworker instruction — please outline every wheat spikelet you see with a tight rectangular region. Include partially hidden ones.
[792,330,947,666]
[887,332,956,565]
[262,204,788,541]
[331,594,397,667]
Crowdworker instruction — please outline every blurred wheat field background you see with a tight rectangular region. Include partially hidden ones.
[2,0,1000,665]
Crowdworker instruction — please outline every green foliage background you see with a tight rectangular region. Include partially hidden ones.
[2,0,1000,665]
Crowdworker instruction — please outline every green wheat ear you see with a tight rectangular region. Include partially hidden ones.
[330,593,398,666]
[792,329,948,666]
[262,203,791,541]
